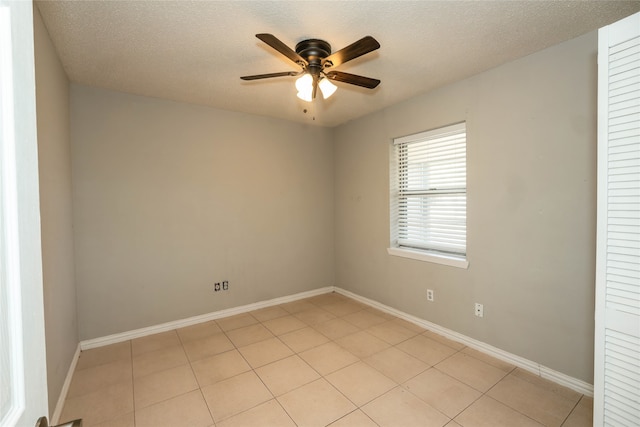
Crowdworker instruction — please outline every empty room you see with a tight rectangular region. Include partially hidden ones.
[3,1,639,426]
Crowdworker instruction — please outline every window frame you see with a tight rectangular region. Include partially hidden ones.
[388,122,469,269]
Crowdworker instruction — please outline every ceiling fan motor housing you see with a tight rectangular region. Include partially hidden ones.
[295,39,332,73]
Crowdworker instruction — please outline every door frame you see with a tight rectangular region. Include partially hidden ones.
[0,1,49,425]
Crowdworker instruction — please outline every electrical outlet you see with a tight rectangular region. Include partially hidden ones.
[214,282,221,292]
[474,303,484,318]
[222,280,229,290]
[427,289,434,302]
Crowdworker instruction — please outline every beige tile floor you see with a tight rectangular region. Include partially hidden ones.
[59,293,593,427]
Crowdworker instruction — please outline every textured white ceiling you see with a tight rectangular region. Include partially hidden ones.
[36,0,640,127]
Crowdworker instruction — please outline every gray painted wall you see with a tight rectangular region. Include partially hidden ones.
[333,32,597,383]
[70,86,335,340]
[34,7,78,415]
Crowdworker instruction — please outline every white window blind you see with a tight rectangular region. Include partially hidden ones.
[392,122,467,256]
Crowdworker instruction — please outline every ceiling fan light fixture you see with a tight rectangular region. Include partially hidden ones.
[296,90,313,102]
[319,77,337,99]
[296,73,313,102]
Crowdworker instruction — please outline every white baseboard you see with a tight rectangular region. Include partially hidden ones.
[334,287,594,397]
[76,285,593,397]
[51,343,81,425]
[80,287,334,350]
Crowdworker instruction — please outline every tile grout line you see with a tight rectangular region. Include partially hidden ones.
[176,327,217,427]
[129,340,136,426]
[480,395,546,426]
[559,396,585,427]
[330,407,381,427]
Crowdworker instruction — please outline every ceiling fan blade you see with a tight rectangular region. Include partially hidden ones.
[325,71,380,89]
[240,71,300,81]
[256,34,307,66]
[323,36,380,68]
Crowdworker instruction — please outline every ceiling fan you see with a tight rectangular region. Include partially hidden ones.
[240,34,381,102]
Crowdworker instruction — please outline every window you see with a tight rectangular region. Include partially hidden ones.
[388,122,468,268]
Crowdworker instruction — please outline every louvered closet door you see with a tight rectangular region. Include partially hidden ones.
[595,11,640,427]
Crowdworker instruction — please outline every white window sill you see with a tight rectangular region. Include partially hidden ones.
[387,247,469,269]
